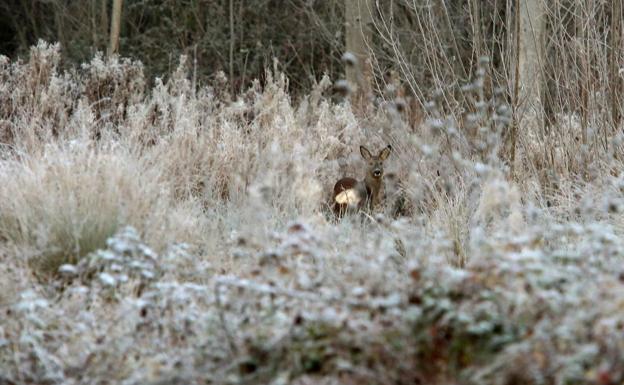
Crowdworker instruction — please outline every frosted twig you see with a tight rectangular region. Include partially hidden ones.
[214,275,390,310]
[214,281,239,356]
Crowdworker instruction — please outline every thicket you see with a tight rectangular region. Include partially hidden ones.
[0,0,623,384]
[0,35,622,384]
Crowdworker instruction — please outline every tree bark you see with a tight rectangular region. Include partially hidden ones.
[609,0,623,131]
[229,0,235,94]
[577,1,589,144]
[100,0,109,49]
[344,0,372,94]
[516,0,546,123]
[510,0,546,172]
[108,0,123,56]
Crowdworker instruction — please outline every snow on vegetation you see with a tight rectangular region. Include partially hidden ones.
[1,41,624,384]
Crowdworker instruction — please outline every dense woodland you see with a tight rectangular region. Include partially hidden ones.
[1,1,624,384]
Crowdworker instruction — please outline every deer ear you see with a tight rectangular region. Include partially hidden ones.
[379,145,392,160]
[360,145,372,160]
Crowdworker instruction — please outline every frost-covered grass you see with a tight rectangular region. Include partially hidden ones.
[1,42,624,384]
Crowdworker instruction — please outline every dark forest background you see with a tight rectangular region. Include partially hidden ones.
[0,0,623,172]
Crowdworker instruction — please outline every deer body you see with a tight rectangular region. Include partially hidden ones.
[333,145,392,216]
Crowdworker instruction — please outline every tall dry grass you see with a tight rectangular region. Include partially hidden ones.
[1,41,624,384]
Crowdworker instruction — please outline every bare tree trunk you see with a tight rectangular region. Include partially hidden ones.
[91,0,98,49]
[345,0,372,95]
[516,0,546,126]
[108,0,123,56]
[100,0,109,49]
[509,0,546,172]
[609,0,623,132]
[470,0,483,63]
[229,0,235,94]
[577,1,589,144]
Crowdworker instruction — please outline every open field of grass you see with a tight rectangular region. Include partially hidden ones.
[1,42,624,384]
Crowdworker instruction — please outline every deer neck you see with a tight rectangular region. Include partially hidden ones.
[363,174,382,207]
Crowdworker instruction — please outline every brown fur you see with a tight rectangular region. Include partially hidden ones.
[332,145,392,217]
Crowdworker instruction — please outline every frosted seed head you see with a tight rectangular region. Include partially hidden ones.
[98,273,116,287]
[334,79,351,97]
[58,264,78,276]
[341,52,358,67]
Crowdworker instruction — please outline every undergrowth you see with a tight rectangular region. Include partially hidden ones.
[1,42,624,384]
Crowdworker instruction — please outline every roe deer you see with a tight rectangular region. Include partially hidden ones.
[333,145,392,216]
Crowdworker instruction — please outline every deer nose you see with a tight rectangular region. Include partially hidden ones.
[373,170,382,177]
